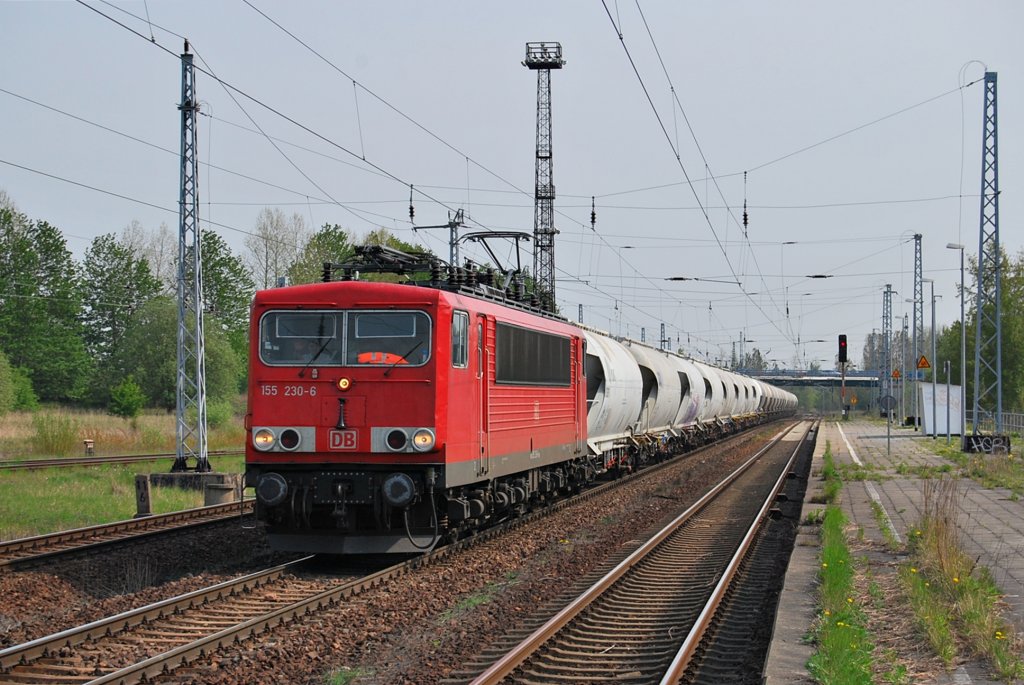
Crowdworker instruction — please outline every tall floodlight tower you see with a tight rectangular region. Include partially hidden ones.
[883,284,893,415]
[912,233,923,427]
[172,41,210,473]
[973,71,1002,435]
[523,42,564,313]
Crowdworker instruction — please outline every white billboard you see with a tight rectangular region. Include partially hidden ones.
[918,383,964,437]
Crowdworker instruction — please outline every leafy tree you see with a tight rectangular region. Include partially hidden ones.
[0,351,13,415]
[287,223,355,285]
[11,367,39,411]
[245,208,306,289]
[742,348,768,372]
[201,229,255,353]
[0,207,90,402]
[81,233,162,361]
[108,375,145,419]
[112,297,242,409]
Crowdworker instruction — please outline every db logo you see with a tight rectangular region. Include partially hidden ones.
[329,430,358,450]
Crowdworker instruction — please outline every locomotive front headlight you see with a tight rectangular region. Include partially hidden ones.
[411,428,435,452]
[337,377,352,391]
[253,428,276,451]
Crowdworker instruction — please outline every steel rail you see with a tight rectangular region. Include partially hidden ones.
[659,420,814,683]
[0,557,312,672]
[468,420,804,684]
[0,499,253,570]
[0,449,242,471]
[0,420,787,685]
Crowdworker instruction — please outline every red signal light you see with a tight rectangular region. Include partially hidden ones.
[838,334,848,363]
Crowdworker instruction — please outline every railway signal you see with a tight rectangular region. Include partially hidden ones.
[838,334,848,364]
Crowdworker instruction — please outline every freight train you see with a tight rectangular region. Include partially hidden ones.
[244,249,797,554]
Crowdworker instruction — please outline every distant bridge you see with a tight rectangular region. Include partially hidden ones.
[738,369,881,389]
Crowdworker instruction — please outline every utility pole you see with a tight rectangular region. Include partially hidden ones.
[973,71,1002,436]
[173,41,210,473]
[883,284,893,422]
[523,42,564,313]
[912,233,923,430]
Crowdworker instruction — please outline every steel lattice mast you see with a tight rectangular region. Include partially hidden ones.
[912,233,923,427]
[173,41,210,473]
[973,71,1002,435]
[523,42,564,313]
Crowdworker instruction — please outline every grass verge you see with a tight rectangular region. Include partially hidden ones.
[901,477,1024,680]
[0,454,245,540]
[1,403,245,459]
[808,441,876,683]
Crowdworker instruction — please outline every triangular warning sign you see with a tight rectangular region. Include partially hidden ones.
[917,355,931,370]
[892,369,901,379]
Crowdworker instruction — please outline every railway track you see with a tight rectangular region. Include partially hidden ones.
[0,500,253,571]
[0,449,241,471]
[454,420,813,684]
[0,422,796,684]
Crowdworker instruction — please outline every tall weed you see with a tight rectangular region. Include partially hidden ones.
[31,411,81,456]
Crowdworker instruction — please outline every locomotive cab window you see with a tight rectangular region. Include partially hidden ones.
[451,311,469,368]
[347,311,431,366]
[259,311,342,366]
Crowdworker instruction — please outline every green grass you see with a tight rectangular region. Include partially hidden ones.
[324,667,372,684]
[807,506,875,684]
[437,574,519,624]
[928,441,1024,494]
[0,454,245,540]
[901,478,1024,680]
[1,402,246,459]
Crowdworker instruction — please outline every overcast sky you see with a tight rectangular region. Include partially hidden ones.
[2,1,1021,369]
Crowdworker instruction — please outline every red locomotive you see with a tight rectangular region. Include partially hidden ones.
[245,248,796,554]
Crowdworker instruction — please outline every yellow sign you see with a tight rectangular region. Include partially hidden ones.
[917,355,931,370]
[850,395,858,405]
[892,369,901,379]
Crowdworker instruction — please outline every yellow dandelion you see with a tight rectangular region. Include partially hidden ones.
[824,610,831,616]
[822,562,829,568]
[911,567,918,573]
[996,631,1006,640]
[925,582,931,587]
[915,530,922,536]
[953,577,960,584]
[847,597,853,603]
[837,621,845,626]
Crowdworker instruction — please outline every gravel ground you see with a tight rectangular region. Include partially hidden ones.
[0,517,289,648]
[150,427,779,685]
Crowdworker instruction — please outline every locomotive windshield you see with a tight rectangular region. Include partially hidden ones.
[259,310,431,367]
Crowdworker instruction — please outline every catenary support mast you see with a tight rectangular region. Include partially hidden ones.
[973,71,1002,435]
[173,41,210,473]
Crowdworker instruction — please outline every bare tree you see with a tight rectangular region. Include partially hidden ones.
[245,208,306,289]
[120,220,177,293]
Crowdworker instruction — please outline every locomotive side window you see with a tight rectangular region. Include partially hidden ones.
[347,311,431,366]
[451,311,469,368]
[259,311,342,365]
[494,322,570,386]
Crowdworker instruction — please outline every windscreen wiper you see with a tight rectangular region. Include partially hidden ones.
[384,340,424,377]
[298,338,333,378]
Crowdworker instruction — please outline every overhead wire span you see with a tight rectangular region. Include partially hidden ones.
[603,1,788,347]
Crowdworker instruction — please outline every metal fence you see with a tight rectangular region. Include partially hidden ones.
[967,411,1024,436]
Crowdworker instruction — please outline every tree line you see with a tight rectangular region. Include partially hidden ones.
[862,251,1024,414]
[0,193,423,416]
